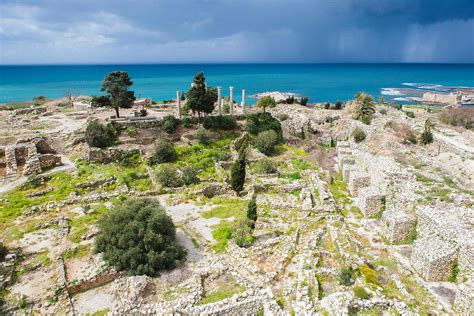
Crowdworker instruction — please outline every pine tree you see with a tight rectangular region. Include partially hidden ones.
[230,150,246,194]
[247,193,257,229]
[101,71,135,118]
[186,72,216,117]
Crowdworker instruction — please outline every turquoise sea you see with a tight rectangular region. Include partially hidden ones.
[0,64,473,104]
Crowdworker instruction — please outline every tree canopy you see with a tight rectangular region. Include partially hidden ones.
[352,92,376,124]
[95,198,186,276]
[230,150,246,194]
[257,96,276,112]
[101,71,136,118]
[186,72,216,117]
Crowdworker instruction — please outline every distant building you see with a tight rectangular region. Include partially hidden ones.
[133,98,152,107]
[422,91,462,106]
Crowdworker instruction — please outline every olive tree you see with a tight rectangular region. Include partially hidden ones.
[94,198,186,276]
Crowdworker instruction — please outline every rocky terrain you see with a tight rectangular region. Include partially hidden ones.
[0,99,473,315]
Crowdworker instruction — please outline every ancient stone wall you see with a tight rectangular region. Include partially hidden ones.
[410,237,458,281]
[66,271,121,295]
[88,147,140,164]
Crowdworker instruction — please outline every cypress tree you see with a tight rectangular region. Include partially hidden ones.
[247,194,257,229]
[230,150,246,194]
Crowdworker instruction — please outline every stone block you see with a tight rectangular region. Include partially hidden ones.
[382,210,416,244]
[338,155,355,171]
[459,241,474,281]
[357,186,385,218]
[454,280,474,313]
[342,164,354,182]
[348,172,370,196]
[411,237,458,281]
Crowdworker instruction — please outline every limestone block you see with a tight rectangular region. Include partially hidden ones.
[411,237,458,281]
[5,146,17,176]
[382,210,416,244]
[459,241,474,281]
[338,155,355,171]
[454,280,474,313]
[342,164,354,182]
[23,143,42,175]
[348,172,370,196]
[357,186,385,218]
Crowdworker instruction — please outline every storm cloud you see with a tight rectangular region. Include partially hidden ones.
[0,0,473,64]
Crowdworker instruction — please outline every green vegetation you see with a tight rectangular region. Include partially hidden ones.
[90,95,111,108]
[151,139,177,164]
[338,267,355,286]
[230,151,246,194]
[352,92,375,125]
[353,286,369,299]
[0,243,8,262]
[247,194,257,229]
[252,158,278,174]
[95,198,186,276]
[352,127,366,143]
[256,95,276,112]
[280,172,301,181]
[198,276,244,304]
[203,115,237,130]
[156,165,182,187]
[85,121,117,148]
[360,264,379,286]
[196,128,212,145]
[202,198,246,219]
[439,107,474,130]
[101,71,135,118]
[449,260,459,282]
[186,72,216,117]
[420,119,434,145]
[254,130,279,155]
[245,112,283,141]
[162,115,180,134]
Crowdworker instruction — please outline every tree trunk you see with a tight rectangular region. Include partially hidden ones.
[115,107,120,118]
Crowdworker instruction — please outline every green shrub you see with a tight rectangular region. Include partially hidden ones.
[126,127,137,137]
[94,198,186,276]
[181,166,199,185]
[25,174,43,188]
[230,151,246,194]
[181,116,194,128]
[338,267,355,286]
[439,108,474,129]
[335,100,343,110]
[85,121,117,148]
[196,128,212,145]
[420,119,434,145]
[157,165,182,187]
[404,111,415,118]
[353,286,369,299]
[162,115,179,134]
[0,243,8,262]
[299,97,309,106]
[151,139,177,164]
[254,130,279,155]
[352,127,366,143]
[247,194,257,229]
[360,265,379,285]
[352,92,375,125]
[253,159,278,174]
[232,219,253,247]
[203,115,237,130]
[245,112,283,141]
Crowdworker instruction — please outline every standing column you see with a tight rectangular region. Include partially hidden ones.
[229,86,234,115]
[241,89,246,113]
[176,91,181,118]
[217,86,222,115]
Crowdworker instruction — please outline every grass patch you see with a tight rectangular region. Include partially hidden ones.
[279,172,301,181]
[414,173,436,183]
[201,198,246,219]
[64,244,91,259]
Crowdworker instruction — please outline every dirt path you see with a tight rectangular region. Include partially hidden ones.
[434,132,474,154]
[0,155,76,195]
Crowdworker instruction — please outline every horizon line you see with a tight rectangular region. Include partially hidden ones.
[1,62,474,67]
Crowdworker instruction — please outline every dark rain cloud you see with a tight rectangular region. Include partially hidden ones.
[0,0,473,64]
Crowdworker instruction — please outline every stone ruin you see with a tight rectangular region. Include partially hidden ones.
[0,136,61,177]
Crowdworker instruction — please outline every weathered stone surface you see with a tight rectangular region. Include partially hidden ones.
[348,171,371,196]
[382,209,416,244]
[357,186,385,218]
[88,147,140,164]
[454,279,474,313]
[411,237,458,281]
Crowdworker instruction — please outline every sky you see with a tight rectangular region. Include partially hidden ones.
[0,0,473,64]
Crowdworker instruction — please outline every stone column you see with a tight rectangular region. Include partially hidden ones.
[217,86,222,115]
[176,91,181,118]
[241,89,246,113]
[229,86,234,115]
